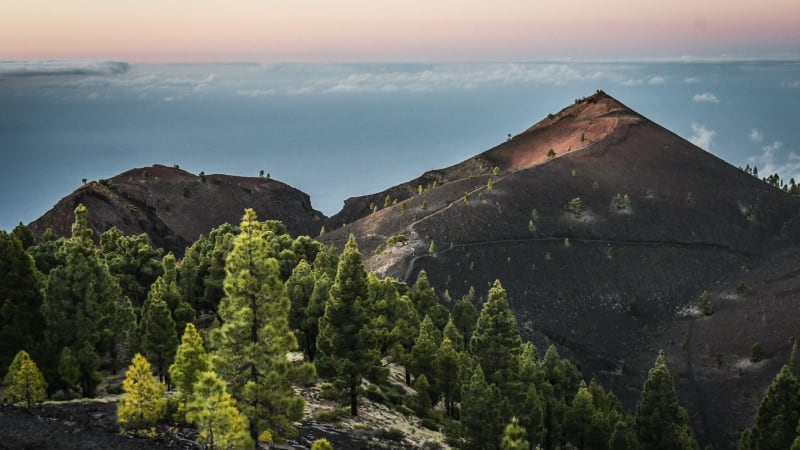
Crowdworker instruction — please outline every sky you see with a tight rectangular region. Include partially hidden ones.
[2,0,799,61]
[1,2,799,232]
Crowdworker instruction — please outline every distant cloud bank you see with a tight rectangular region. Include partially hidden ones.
[0,60,128,77]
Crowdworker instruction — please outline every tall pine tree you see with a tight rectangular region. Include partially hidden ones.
[42,205,133,396]
[634,351,698,450]
[740,364,800,450]
[470,279,522,387]
[211,210,314,443]
[316,235,378,416]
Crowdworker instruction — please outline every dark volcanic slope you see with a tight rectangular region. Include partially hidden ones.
[321,92,800,449]
[29,165,324,253]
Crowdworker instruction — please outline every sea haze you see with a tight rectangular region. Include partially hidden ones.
[1,60,799,232]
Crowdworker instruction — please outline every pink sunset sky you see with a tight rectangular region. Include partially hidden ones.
[3,0,799,61]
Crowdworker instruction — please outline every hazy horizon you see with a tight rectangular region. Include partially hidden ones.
[2,59,799,232]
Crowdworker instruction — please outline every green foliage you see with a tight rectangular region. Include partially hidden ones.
[187,371,253,450]
[567,197,586,219]
[461,366,504,450]
[751,343,765,362]
[613,193,630,211]
[100,228,163,309]
[386,234,408,246]
[634,351,698,450]
[435,337,460,418]
[609,420,639,450]
[452,292,478,348]
[470,280,521,387]
[118,353,166,433]
[211,209,314,442]
[42,205,133,396]
[311,438,335,450]
[3,350,47,406]
[410,270,447,329]
[142,297,178,383]
[285,260,318,360]
[410,374,433,415]
[11,223,34,250]
[487,178,494,191]
[493,166,501,176]
[428,240,436,254]
[169,323,210,411]
[57,347,80,388]
[317,235,380,416]
[411,315,441,402]
[699,290,712,316]
[563,386,595,449]
[501,417,530,450]
[741,365,800,450]
[547,148,556,159]
[0,231,44,379]
[314,407,351,422]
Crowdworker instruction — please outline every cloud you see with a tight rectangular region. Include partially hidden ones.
[0,60,128,77]
[782,80,800,88]
[648,76,665,85]
[684,77,700,83]
[749,129,763,143]
[692,92,719,103]
[748,139,800,181]
[619,78,643,86]
[689,123,715,151]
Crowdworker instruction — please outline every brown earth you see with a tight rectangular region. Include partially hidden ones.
[28,165,325,255]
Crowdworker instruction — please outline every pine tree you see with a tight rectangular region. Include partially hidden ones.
[316,235,378,416]
[0,231,44,378]
[461,366,505,450]
[564,385,596,449]
[470,280,522,387]
[169,323,210,410]
[100,228,163,309]
[186,371,253,450]
[142,297,179,384]
[409,270,448,329]
[452,291,478,348]
[411,315,442,402]
[635,351,698,450]
[789,341,800,379]
[443,318,465,352]
[11,223,34,250]
[42,205,133,396]
[436,337,460,417]
[698,290,712,316]
[118,353,166,433]
[386,293,420,386]
[609,421,639,450]
[412,374,433,415]
[57,347,80,390]
[3,350,47,406]
[742,365,800,450]
[311,438,334,450]
[501,417,530,450]
[211,209,314,442]
[285,260,317,360]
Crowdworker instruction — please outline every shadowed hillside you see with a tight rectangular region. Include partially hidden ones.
[29,165,325,254]
[320,91,800,448]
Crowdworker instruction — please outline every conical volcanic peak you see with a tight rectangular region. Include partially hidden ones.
[483,91,638,172]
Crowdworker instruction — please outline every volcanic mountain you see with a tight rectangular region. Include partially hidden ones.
[29,164,324,254]
[26,92,800,448]
[320,91,800,448]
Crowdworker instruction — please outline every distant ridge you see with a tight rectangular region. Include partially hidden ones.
[29,164,324,254]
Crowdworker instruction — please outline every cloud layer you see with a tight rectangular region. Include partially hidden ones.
[0,60,128,77]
